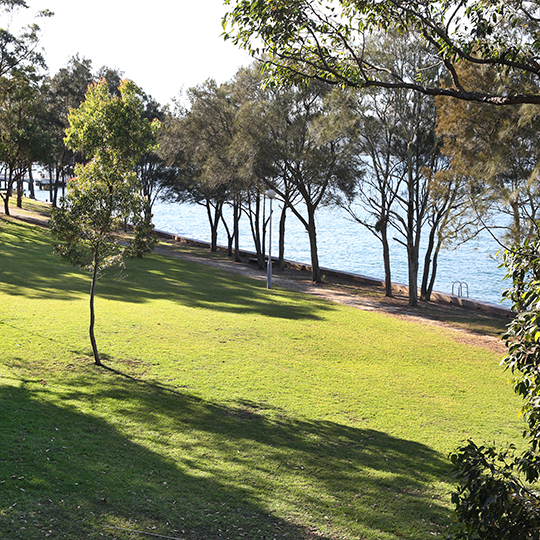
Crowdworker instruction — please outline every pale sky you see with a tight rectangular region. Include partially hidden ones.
[10,0,253,106]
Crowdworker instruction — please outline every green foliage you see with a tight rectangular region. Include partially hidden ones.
[51,157,143,271]
[449,236,540,538]
[449,441,540,540]
[50,78,159,365]
[223,0,540,105]
[64,78,159,166]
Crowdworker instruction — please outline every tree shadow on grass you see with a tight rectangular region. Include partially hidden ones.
[0,219,88,301]
[0,373,452,540]
[1,220,332,321]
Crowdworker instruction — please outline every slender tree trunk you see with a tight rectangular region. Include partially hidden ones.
[205,200,223,252]
[4,170,13,215]
[89,253,102,366]
[28,166,35,200]
[220,213,233,257]
[16,169,26,208]
[406,142,418,307]
[233,198,241,262]
[53,167,61,207]
[307,208,322,283]
[380,221,393,297]
[48,167,53,205]
[279,204,287,271]
[421,225,437,301]
[425,243,441,302]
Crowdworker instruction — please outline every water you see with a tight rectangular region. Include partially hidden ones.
[151,199,510,306]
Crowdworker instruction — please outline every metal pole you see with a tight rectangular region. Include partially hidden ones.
[267,195,273,289]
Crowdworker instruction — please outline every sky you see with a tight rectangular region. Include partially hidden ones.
[9,0,253,106]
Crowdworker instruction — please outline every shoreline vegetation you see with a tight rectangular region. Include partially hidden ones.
[0,198,522,539]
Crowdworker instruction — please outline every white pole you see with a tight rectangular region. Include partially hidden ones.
[266,190,276,289]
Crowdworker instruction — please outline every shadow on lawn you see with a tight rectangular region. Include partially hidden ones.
[0,374,452,540]
[0,219,87,301]
[1,220,333,321]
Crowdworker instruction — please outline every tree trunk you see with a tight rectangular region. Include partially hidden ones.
[3,170,13,215]
[233,199,241,262]
[406,141,419,307]
[279,204,287,271]
[307,208,322,283]
[380,221,393,297]
[52,167,61,207]
[89,255,102,366]
[2,193,9,215]
[420,225,437,301]
[424,250,439,302]
[16,172,24,208]
[28,166,35,199]
[48,167,54,205]
[205,200,223,252]
[220,213,233,257]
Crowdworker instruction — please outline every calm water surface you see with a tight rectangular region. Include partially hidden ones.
[152,200,510,306]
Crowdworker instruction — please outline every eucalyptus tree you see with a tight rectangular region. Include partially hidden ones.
[0,0,51,213]
[50,79,159,366]
[0,0,51,79]
[232,64,360,283]
[267,82,359,283]
[0,73,51,214]
[172,79,239,253]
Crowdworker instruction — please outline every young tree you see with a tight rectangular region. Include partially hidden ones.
[50,79,159,366]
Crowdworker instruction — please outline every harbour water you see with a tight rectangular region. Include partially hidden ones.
[151,200,510,307]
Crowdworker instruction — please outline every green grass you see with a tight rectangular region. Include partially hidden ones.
[0,216,523,540]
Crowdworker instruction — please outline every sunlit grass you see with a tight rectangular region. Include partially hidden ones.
[0,217,522,540]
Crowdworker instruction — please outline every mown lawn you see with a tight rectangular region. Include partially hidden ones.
[0,216,523,540]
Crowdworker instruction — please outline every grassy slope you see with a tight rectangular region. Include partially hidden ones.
[0,216,523,540]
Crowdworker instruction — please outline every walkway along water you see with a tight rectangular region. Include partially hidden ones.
[154,228,513,319]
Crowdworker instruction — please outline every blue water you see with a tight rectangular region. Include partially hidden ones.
[151,199,510,306]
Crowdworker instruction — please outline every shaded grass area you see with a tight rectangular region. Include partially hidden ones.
[0,217,523,539]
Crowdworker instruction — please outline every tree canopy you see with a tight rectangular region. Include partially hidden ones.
[223,0,540,105]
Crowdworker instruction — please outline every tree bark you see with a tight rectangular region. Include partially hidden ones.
[307,208,322,283]
[278,204,287,270]
[380,221,393,297]
[89,253,102,366]
[28,166,35,199]
[421,225,438,301]
[406,142,419,307]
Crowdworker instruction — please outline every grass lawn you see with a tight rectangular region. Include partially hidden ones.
[0,213,523,540]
